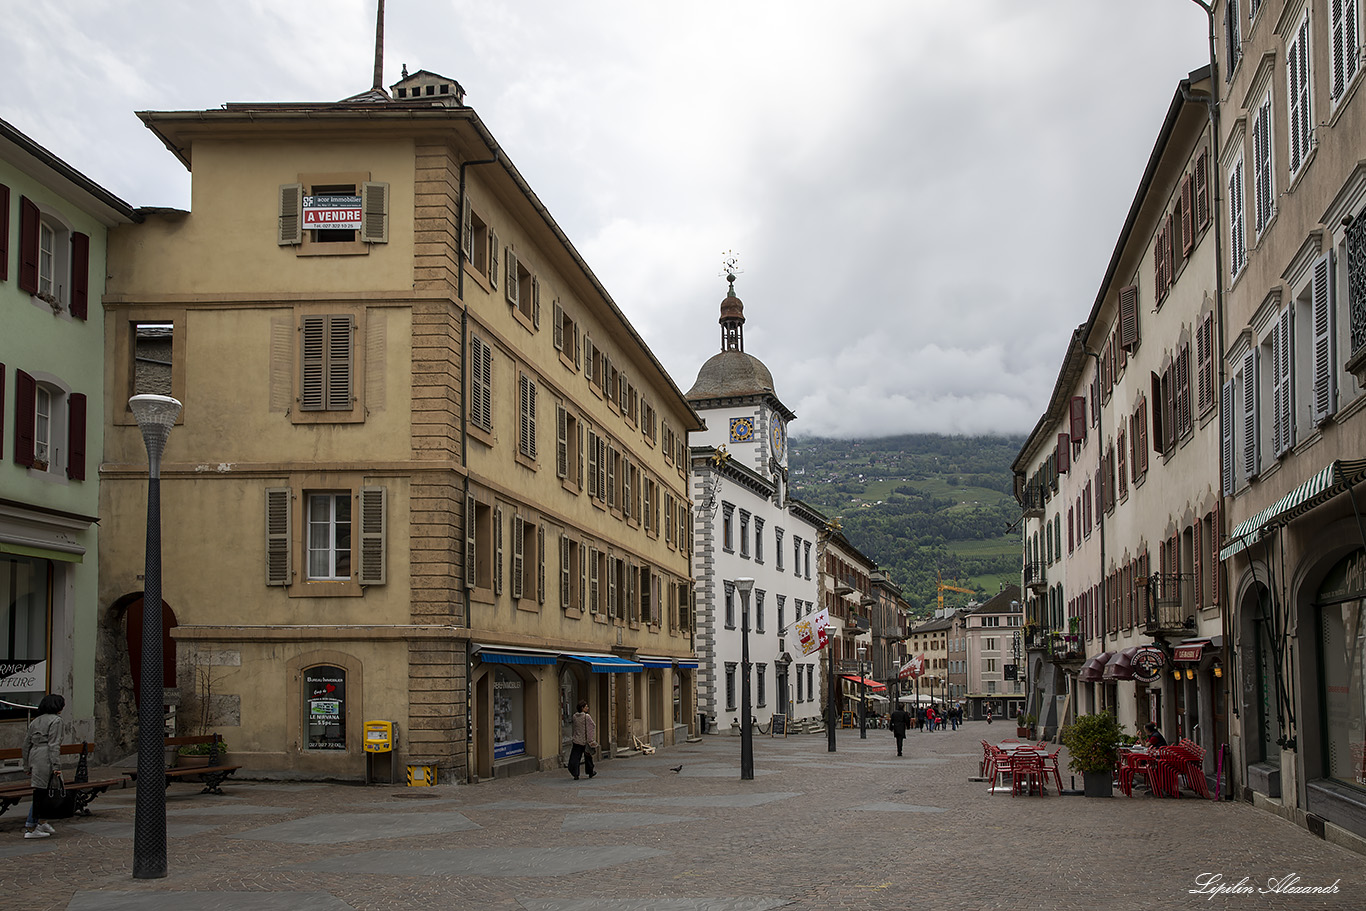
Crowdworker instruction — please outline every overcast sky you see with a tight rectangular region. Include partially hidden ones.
[2,1,1211,439]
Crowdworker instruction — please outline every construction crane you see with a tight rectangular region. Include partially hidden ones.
[936,572,977,613]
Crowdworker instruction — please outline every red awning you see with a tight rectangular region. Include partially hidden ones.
[1078,651,1113,682]
[1173,638,1212,662]
[840,675,887,691]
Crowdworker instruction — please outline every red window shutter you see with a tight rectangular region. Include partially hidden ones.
[1114,324,1126,370]
[0,184,9,281]
[67,392,87,480]
[14,368,36,466]
[1056,433,1070,473]
[1195,149,1210,229]
[70,232,90,320]
[1181,175,1195,255]
[18,196,39,294]
[1118,285,1139,350]
[0,363,5,458]
[1153,229,1165,303]
[1211,504,1221,606]
[1164,213,1175,290]
[1070,395,1087,441]
[1150,373,1164,454]
[1193,519,1203,608]
[1163,362,1176,451]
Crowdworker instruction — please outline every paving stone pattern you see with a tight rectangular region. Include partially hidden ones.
[0,724,1361,910]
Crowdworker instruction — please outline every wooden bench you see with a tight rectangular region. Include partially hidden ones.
[124,734,241,795]
[0,742,126,817]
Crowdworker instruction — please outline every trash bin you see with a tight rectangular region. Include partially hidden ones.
[698,712,709,735]
[407,765,436,787]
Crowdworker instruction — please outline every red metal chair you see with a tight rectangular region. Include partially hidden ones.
[1011,752,1046,796]
[1118,750,1159,797]
[1040,748,1064,794]
[1156,747,1187,798]
[1172,740,1212,799]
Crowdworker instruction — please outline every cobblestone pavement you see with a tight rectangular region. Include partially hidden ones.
[2,723,1361,911]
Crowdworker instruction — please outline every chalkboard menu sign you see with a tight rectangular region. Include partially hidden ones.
[771,713,788,738]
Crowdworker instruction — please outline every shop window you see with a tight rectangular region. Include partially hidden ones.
[1316,551,1366,789]
[493,667,527,760]
[0,554,51,722]
[304,665,347,751]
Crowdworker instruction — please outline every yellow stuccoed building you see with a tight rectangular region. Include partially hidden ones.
[98,70,702,782]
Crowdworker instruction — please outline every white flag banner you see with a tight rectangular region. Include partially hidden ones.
[795,608,831,656]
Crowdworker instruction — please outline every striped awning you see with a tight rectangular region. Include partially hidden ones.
[1220,459,1366,561]
[563,653,644,673]
[474,645,557,666]
[636,656,675,668]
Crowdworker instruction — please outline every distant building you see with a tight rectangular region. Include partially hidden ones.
[958,587,1024,721]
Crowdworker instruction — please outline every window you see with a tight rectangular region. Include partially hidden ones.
[1252,92,1275,237]
[552,301,580,368]
[1229,154,1248,277]
[796,664,803,702]
[756,663,767,707]
[1287,11,1314,178]
[556,405,582,487]
[756,590,765,633]
[754,518,765,563]
[807,665,814,698]
[722,503,735,551]
[306,493,352,581]
[15,197,89,318]
[775,528,785,570]
[11,371,85,480]
[1269,306,1296,459]
[560,535,580,610]
[470,336,493,433]
[304,665,347,751]
[793,536,801,576]
[504,248,540,329]
[1224,0,1243,80]
[739,510,750,558]
[280,176,388,252]
[804,541,812,579]
[777,594,786,632]
[1330,0,1361,103]
[299,315,354,413]
[725,662,737,711]
[725,582,736,629]
[461,199,498,289]
[518,372,538,461]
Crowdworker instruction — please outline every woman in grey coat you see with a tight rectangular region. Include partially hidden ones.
[21,693,64,838]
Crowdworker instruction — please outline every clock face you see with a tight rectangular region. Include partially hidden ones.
[770,415,786,458]
[729,417,755,443]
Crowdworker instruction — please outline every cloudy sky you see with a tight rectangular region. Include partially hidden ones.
[2,1,1211,438]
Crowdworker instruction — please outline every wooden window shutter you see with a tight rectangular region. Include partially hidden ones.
[1197,315,1213,412]
[573,322,581,369]
[327,315,353,411]
[583,336,595,385]
[1181,174,1195,256]
[494,507,505,595]
[14,368,35,466]
[505,248,519,306]
[1150,372,1164,454]
[300,316,326,410]
[1118,285,1139,350]
[1056,433,1070,473]
[1221,379,1236,494]
[607,445,617,509]
[359,486,386,585]
[1312,250,1337,424]
[1277,307,1295,454]
[553,301,564,351]
[577,421,584,487]
[583,544,592,613]
[597,436,607,503]
[66,392,87,480]
[586,428,598,498]
[461,194,474,261]
[1114,325,1126,371]
[1069,395,1087,441]
[1192,518,1203,608]
[1195,149,1210,229]
[278,184,303,246]
[465,494,477,589]
[1177,343,1191,438]
[1117,426,1127,497]
[607,555,618,619]
[488,231,499,288]
[1152,229,1165,304]
[510,514,523,600]
[1211,504,1222,606]
[1137,399,1149,474]
[0,363,5,458]
[18,196,39,293]
[0,183,9,281]
[361,182,389,244]
[532,276,541,329]
[70,232,89,320]
[537,523,546,604]
[479,338,492,431]
[1241,348,1260,480]
[560,534,571,609]
[555,405,568,478]
[265,487,292,585]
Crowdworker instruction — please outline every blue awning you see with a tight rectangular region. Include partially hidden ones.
[675,660,699,669]
[563,653,644,673]
[475,645,557,666]
[637,656,674,668]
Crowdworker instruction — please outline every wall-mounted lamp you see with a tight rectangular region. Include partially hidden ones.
[1185,668,1195,680]
[1213,664,1223,678]
[1172,669,1183,681]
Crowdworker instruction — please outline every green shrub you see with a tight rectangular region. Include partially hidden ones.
[1060,713,1123,774]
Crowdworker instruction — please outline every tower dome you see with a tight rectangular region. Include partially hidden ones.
[685,274,779,402]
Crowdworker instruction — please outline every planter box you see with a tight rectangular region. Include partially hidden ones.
[1082,770,1114,798]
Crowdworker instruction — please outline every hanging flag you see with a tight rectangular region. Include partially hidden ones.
[795,608,831,656]
[899,653,925,680]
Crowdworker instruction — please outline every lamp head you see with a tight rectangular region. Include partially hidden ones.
[129,395,182,471]
[734,577,755,596]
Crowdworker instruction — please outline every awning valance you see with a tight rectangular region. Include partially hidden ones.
[1078,651,1113,682]
[636,656,674,668]
[563,653,644,673]
[0,541,83,563]
[474,644,557,666]
[675,660,699,669]
[1221,458,1366,560]
[840,675,886,691]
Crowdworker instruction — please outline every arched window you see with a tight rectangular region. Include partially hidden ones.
[304,665,347,751]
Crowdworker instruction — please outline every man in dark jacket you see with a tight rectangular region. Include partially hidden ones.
[889,704,912,756]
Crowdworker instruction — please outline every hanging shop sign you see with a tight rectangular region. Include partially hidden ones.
[1131,645,1166,683]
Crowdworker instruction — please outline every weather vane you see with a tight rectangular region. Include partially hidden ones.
[719,250,743,290]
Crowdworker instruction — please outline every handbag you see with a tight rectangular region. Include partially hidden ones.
[47,771,65,801]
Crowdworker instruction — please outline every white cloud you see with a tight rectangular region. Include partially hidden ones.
[0,0,1209,437]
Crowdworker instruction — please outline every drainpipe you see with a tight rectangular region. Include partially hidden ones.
[458,153,499,784]
[1083,347,1107,669]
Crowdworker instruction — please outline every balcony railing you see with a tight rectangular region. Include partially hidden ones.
[1024,562,1047,592]
[1145,573,1194,633]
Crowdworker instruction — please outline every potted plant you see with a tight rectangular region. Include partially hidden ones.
[175,739,227,769]
[1061,712,1124,797]
[1017,713,1036,737]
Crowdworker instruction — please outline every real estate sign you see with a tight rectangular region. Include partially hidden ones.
[303,195,363,231]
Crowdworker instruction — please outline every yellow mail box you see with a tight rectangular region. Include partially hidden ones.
[363,720,394,753]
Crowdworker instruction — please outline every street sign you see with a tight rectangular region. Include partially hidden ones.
[838,662,862,674]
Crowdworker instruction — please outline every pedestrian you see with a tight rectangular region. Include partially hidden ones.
[21,693,64,838]
[568,700,597,780]
[985,704,994,725]
[916,707,925,731]
[1144,722,1168,748]
[926,705,938,732]
[889,703,911,756]
[951,705,960,730]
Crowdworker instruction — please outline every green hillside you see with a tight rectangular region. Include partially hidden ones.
[788,433,1025,618]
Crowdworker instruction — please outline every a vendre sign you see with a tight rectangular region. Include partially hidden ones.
[303,195,363,231]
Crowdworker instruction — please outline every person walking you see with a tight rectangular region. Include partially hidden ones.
[21,693,65,838]
[950,705,961,731]
[889,703,911,756]
[568,700,597,781]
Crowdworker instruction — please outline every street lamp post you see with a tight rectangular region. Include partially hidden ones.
[129,394,181,880]
[734,577,755,780]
